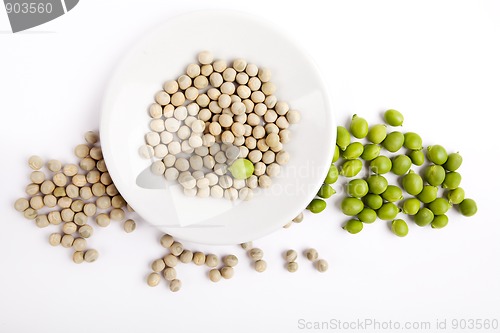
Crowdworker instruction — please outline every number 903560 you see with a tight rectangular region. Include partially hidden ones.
[5,2,53,14]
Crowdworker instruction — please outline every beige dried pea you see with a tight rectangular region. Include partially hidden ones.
[209,269,222,282]
[73,251,85,264]
[220,266,234,279]
[147,272,161,287]
[28,155,44,170]
[169,279,182,292]
[84,249,99,263]
[163,254,178,267]
[152,259,166,272]
[123,219,136,233]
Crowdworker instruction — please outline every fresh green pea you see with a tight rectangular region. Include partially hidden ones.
[391,155,412,175]
[228,159,254,179]
[358,208,377,223]
[403,132,422,150]
[402,198,421,215]
[447,187,465,205]
[442,172,461,190]
[332,145,340,163]
[318,184,336,199]
[363,194,383,210]
[426,145,448,165]
[423,165,446,186]
[377,202,399,221]
[382,131,405,153]
[307,199,326,214]
[336,126,351,150]
[370,156,392,174]
[367,124,387,144]
[361,144,381,161]
[350,115,368,139]
[347,179,369,198]
[340,159,363,178]
[342,142,364,160]
[458,198,477,217]
[417,185,438,204]
[366,175,388,194]
[428,198,451,215]
[431,215,448,229]
[324,164,339,184]
[343,219,363,234]
[443,152,462,172]
[402,170,424,196]
[391,219,409,237]
[414,207,434,227]
[341,197,365,216]
[384,109,404,126]
[408,150,425,166]
[381,185,403,202]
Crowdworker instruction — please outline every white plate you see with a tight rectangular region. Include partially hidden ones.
[100,10,335,245]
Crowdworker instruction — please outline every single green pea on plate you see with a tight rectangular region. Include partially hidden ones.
[100,10,335,245]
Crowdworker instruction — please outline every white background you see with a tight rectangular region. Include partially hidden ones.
[1,1,499,332]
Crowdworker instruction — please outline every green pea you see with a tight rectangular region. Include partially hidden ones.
[426,145,448,165]
[341,197,365,216]
[423,165,446,186]
[350,114,368,139]
[363,194,383,210]
[367,124,387,144]
[403,132,423,150]
[343,219,363,234]
[408,150,425,166]
[383,109,404,126]
[391,155,412,175]
[358,208,377,223]
[402,198,421,215]
[377,202,399,221]
[428,198,451,215]
[382,131,405,153]
[442,172,461,190]
[381,185,403,202]
[361,144,381,161]
[347,179,369,198]
[342,142,364,160]
[307,199,326,214]
[391,219,408,237]
[318,184,336,199]
[332,145,340,163]
[324,164,339,184]
[402,171,423,196]
[340,159,363,178]
[228,159,255,180]
[447,187,465,205]
[366,175,388,194]
[370,156,392,174]
[417,185,438,204]
[431,215,449,229]
[459,198,477,217]
[443,152,462,172]
[414,207,434,227]
[336,126,351,150]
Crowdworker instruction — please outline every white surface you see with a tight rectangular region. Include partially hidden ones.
[100,10,334,245]
[1,1,499,333]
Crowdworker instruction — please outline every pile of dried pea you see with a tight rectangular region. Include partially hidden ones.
[146,237,329,292]
[13,130,327,292]
[307,109,478,237]
[14,131,137,263]
[140,51,300,201]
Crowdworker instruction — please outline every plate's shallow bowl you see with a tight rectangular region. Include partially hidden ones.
[100,10,335,245]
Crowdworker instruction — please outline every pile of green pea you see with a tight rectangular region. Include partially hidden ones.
[307,109,477,237]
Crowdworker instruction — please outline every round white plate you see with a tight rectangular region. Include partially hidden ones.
[100,10,335,245]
